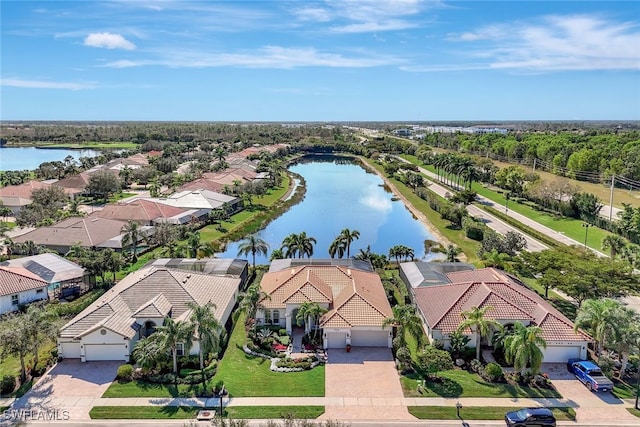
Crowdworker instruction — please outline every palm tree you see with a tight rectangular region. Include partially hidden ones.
[133,334,165,374]
[574,298,621,356]
[269,248,284,261]
[154,317,194,374]
[339,228,360,258]
[444,244,462,262]
[25,305,59,371]
[187,301,225,384]
[504,323,547,375]
[121,220,142,262]
[238,282,270,323]
[382,305,424,348]
[388,245,404,265]
[295,301,328,341]
[602,235,627,259]
[609,306,640,375]
[458,306,501,361]
[281,233,300,258]
[297,232,317,258]
[328,237,346,259]
[237,234,269,268]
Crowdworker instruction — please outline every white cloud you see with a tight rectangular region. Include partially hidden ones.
[436,15,640,72]
[1,78,96,90]
[84,32,136,50]
[359,185,393,212]
[103,45,401,69]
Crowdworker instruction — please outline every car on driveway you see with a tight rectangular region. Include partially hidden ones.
[567,358,613,392]
[505,407,556,427]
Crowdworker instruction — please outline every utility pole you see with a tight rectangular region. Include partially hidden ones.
[609,174,615,221]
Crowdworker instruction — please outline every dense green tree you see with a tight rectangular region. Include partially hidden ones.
[383,305,424,348]
[87,170,121,199]
[504,323,547,375]
[458,306,501,361]
[121,220,143,262]
[155,317,194,374]
[186,301,224,383]
[237,234,269,268]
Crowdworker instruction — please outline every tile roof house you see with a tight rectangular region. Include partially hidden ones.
[51,172,93,198]
[13,217,153,254]
[144,189,242,220]
[92,199,188,226]
[0,180,51,214]
[0,266,49,314]
[258,260,393,349]
[57,263,243,361]
[1,253,88,298]
[405,263,591,363]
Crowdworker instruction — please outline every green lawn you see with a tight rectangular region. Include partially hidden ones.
[401,371,561,398]
[89,406,325,420]
[102,380,204,398]
[612,380,637,399]
[408,406,575,421]
[628,408,640,418]
[214,313,325,397]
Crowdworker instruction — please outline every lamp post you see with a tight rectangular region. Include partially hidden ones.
[456,401,462,419]
[505,192,510,215]
[582,223,591,250]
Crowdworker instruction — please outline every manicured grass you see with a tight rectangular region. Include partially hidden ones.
[225,406,324,419]
[108,192,137,202]
[408,406,576,421]
[628,408,640,418]
[401,371,561,398]
[215,313,325,397]
[612,380,637,399]
[362,158,480,263]
[89,406,325,420]
[90,406,199,419]
[37,142,138,149]
[102,380,203,398]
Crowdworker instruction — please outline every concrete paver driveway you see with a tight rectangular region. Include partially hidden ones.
[13,360,121,420]
[545,363,638,423]
[321,347,413,421]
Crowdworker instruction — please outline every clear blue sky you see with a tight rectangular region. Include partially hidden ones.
[1,1,639,121]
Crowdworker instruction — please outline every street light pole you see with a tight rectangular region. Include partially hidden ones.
[582,223,591,250]
[505,192,510,215]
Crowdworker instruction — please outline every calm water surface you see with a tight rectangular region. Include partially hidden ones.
[218,156,438,264]
[0,147,102,171]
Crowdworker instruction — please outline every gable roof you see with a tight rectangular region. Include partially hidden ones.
[413,276,590,342]
[59,266,241,339]
[94,199,187,224]
[260,264,392,328]
[0,266,48,296]
[0,180,51,200]
[0,253,85,283]
[146,189,238,210]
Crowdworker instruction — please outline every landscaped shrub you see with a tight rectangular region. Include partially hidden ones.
[278,329,287,336]
[116,364,134,382]
[395,347,412,372]
[483,362,504,382]
[1,375,16,395]
[470,359,483,374]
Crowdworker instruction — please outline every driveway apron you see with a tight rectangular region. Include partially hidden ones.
[321,347,413,421]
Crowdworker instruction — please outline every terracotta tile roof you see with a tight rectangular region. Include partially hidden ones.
[260,265,392,328]
[94,200,187,224]
[180,178,225,193]
[53,172,91,191]
[0,180,51,199]
[0,266,48,296]
[0,196,32,207]
[14,217,128,248]
[60,266,240,339]
[413,279,590,342]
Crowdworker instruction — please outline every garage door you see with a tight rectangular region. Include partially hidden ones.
[60,342,81,359]
[351,330,389,347]
[84,344,127,361]
[326,332,347,349]
[544,346,581,363]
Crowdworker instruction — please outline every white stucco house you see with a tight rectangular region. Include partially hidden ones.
[0,266,49,314]
[57,263,243,362]
[403,263,591,363]
[257,259,393,349]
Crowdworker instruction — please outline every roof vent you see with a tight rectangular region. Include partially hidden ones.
[347,269,351,276]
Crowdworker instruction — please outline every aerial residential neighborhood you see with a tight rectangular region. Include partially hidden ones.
[1,1,639,426]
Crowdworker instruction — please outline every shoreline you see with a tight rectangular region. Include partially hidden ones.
[358,156,465,261]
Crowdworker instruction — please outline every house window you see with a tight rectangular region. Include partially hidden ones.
[272,310,280,325]
[36,289,44,294]
[11,295,18,306]
[176,343,185,356]
[264,310,272,325]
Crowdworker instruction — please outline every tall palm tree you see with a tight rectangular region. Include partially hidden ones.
[237,234,269,268]
[154,317,194,374]
[339,228,360,258]
[444,244,462,262]
[297,232,317,258]
[602,235,627,259]
[187,301,225,384]
[328,237,346,259]
[121,220,142,262]
[609,306,640,375]
[133,334,165,374]
[281,233,300,258]
[458,306,501,361]
[504,323,547,375]
[25,305,58,371]
[238,282,270,323]
[295,301,328,341]
[382,305,424,348]
[574,298,621,356]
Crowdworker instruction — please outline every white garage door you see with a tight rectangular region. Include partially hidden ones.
[351,330,389,347]
[543,346,581,363]
[84,344,127,361]
[60,342,81,359]
[326,332,347,349]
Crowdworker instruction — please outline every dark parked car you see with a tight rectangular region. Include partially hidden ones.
[505,407,556,427]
